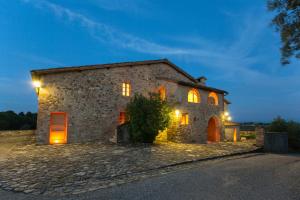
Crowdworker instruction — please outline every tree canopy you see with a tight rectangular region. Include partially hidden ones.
[0,111,37,130]
[126,93,172,143]
[267,0,300,65]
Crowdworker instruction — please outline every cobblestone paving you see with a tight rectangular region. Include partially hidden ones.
[0,141,258,196]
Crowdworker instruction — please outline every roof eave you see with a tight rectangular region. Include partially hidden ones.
[30,59,198,83]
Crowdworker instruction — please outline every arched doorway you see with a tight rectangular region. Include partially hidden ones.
[207,117,220,142]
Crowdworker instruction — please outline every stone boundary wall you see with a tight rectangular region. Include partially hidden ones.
[0,130,36,144]
[255,127,264,147]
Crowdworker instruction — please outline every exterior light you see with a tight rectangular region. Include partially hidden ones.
[32,80,42,95]
[175,109,180,117]
[222,111,232,122]
[33,80,41,88]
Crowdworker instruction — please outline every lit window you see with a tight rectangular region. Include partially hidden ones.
[122,82,130,96]
[208,92,218,105]
[119,112,126,124]
[188,89,200,103]
[158,86,166,100]
[181,113,189,125]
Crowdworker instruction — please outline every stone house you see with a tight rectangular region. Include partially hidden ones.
[31,59,233,144]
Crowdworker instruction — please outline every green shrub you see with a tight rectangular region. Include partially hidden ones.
[269,116,288,132]
[126,93,172,143]
[287,121,300,139]
[268,116,300,149]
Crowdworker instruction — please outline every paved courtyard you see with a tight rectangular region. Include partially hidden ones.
[0,141,258,197]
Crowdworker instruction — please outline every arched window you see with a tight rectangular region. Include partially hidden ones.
[158,86,166,100]
[188,89,200,103]
[208,92,218,105]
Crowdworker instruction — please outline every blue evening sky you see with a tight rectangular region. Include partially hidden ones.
[0,0,299,122]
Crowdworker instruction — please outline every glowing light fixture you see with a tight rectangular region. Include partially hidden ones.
[222,111,232,122]
[175,109,180,117]
[32,80,42,95]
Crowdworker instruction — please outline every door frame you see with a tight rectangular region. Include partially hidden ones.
[49,112,68,144]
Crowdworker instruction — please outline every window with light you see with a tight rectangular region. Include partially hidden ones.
[188,89,200,103]
[208,92,218,105]
[158,86,166,100]
[181,113,189,125]
[119,112,126,124]
[122,82,130,96]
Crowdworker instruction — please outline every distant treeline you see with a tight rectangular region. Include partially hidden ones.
[267,117,300,149]
[0,111,37,130]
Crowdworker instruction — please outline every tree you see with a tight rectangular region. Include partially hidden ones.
[269,116,287,132]
[267,0,300,65]
[287,120,300,140]
[126,93,172,143]
[0,111,37,130]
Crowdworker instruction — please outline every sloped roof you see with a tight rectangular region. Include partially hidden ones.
[225,121,240,126]
[156,77,228,94]
[31,59,197,83]
[224,98,231,104]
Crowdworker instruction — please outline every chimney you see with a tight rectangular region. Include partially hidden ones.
[196,76,207,85]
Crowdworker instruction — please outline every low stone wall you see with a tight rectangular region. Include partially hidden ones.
[264,132,288,153]
[0,130,36,144]
[255,127,264,147]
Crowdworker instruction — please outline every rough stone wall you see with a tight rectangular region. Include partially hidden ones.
[255,127,264,147]
[224,126,240,142]
[164,84,225,143]
[36,63,224,144]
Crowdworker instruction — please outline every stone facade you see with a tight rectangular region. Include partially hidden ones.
[224,124,240,142]
[32,59,227,144]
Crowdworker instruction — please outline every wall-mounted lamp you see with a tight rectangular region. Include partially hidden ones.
[32,80,42,95]
[175,109,181,118]
[222,111,232,122]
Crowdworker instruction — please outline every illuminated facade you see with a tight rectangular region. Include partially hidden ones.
[31,59,231,144]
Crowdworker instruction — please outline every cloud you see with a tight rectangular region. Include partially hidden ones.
[22,0,299,83]
[23,0,297,87]
[22,0,277,81]
[87,0,150,14]
[22,0,187,56]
